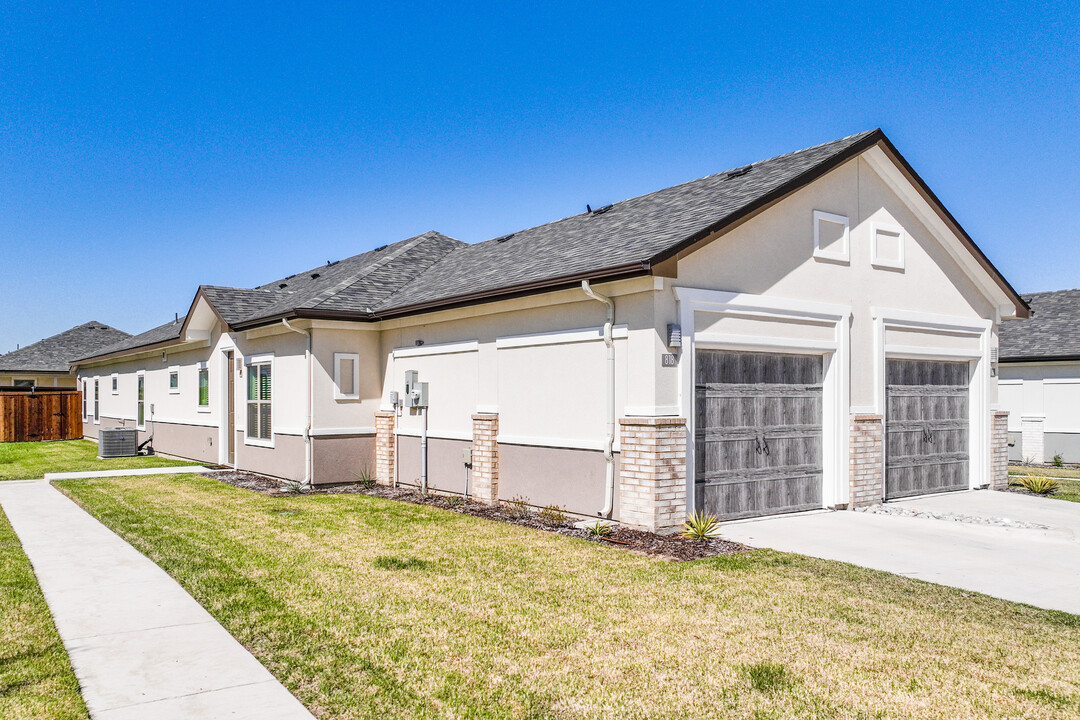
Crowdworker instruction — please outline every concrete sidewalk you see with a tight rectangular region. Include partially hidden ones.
[0,480,313,720]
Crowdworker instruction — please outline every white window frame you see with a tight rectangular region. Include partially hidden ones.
[82,379,88,419]
[93,377,100,424]
[333,352,361,400]
[111,372,119,395]
[245,354,274,447]
[812,210,850,264]
[197,361,210,412]
[870,221,906,271]
[135,371,145,427]
[168,365,180,394]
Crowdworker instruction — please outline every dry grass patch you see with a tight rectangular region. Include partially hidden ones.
[58,473,1080,720]
[0,508,88,719]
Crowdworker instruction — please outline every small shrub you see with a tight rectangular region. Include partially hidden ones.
[280,480,309,495]
[538,504,568,527]
[682,511,722,541]
[353,468,377,489]
[744,662,794,694]
[1052,454,1065,468]
[583,520,612,539]
[1017,475,1060,495]
[444,495,463,508]
[503,496,531,520]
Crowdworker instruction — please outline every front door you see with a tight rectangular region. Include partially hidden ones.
[885,359,970,499]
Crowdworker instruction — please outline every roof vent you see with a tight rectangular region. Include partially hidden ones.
[495,233,515,243]
[374,244,388,251]
[278,283,288,289]
[589,204,613,215]
[311,273,321,280]
[726,165,752,179]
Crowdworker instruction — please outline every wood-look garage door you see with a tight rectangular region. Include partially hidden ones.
[885,359,969,499]
[695,350,823,521]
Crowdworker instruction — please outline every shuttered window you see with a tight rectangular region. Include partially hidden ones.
[198,364,210,408]
[136,373,145,429]
[246,360,272,443]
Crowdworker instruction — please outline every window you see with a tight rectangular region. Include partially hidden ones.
[136,372,145,430]
[246,356,272,444]
[93,378,100,424]
[111,373,119,394]
[812,210,850,264]
[82,380,88,419]
[870,221,905,271]
[168,366,180,394]
[13,379,34,388]
[334,352,360,400]
[197,362,210,409]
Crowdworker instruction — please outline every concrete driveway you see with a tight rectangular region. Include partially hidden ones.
[719,490,1080,615]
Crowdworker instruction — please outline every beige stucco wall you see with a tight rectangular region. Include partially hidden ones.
[0,373,77,388]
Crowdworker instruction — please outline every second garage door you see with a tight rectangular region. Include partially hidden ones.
[695,350,823,520]
[885,359,970,499]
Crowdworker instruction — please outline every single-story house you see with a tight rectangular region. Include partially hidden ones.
[72,129,1028,532]
[0,321,129,389]
[998,288,1080,463]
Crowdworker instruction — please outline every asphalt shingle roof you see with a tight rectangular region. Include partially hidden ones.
[999,288,1080,361]
[0,322,130,373]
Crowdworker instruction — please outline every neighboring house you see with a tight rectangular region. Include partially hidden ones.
[0,321,130,389]
[72,129,1029,532]
[998,288,1080,464]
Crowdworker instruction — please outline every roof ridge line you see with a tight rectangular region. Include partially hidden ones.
[302,234,436,311]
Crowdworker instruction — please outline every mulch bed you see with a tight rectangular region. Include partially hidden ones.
[205,470,749,561]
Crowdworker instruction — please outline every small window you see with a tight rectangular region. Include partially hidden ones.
[871,221,905,271]
[111,373,119,394]
[82,380,88,419]
[168,366,180,394]
[334,352,360,400]
[197,362,210,409]
[812,210,850,264]
[246,357,272,444]
[13,379,34,388]
[136,372,145,430]
[93,378,100,424]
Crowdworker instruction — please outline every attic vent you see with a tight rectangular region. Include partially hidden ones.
[310,273,321,280]
[495,233,515,243]
[726,165,752,178]
[589,204,613,215]
[374,244,388,251]
[279,283,288,289]
[326,260,339,266]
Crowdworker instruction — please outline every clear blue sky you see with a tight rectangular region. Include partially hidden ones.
[1,2,1077,352]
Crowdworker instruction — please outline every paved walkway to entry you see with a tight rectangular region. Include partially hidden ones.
[0,479,314,720]
[719,490,1080,615]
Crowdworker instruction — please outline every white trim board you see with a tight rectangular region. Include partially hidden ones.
[496,324,629,349]
[393,340,478,359]
[309,427,376,437]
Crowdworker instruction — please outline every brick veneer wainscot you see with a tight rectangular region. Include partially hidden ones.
[470,413,499,504]
[849,414,884,508]
[374,410,396,486]
[618,416,687,534]
[990,410,1009,490]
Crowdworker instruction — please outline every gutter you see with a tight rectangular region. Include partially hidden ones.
[281,318,313,487]
[580,280,616,518]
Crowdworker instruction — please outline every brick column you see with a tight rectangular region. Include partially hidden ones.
[470,413,499,504]
[990,411,1009,490]
[849,414,884,508]
[618,417,686,534]
[374,411,396,486]
[1021,415,1045,464]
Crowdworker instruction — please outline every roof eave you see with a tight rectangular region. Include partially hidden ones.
[999,354,1080,364]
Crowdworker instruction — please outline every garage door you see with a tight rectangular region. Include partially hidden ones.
[885,359,969,499]
[695,350,823,521]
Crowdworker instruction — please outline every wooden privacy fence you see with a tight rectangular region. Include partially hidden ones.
[0,388,83,442]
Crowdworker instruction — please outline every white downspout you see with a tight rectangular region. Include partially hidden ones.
[581,280,616,518]
[281,319,313,487]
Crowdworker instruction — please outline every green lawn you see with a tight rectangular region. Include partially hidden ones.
[57,474,1080,720]
[1009,466,1080,503]
[0,507,88,719]
[0,439,202,481]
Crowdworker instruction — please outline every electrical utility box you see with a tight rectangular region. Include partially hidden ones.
[403,371,429,408]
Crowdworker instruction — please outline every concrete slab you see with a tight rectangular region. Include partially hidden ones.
[719,491,1080,615]
[43,465,216,480]
[892,489,1080,538]
[0,481,313,719]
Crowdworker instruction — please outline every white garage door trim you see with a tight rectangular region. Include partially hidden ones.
[872,307,992,496]
[674,288,852,512]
